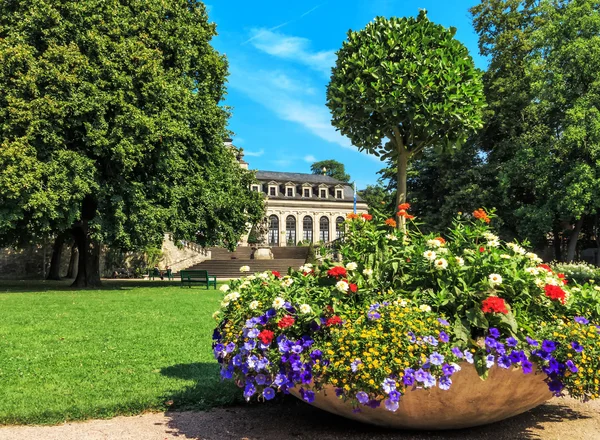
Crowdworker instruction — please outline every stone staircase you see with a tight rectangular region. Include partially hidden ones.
[180,246,309,279]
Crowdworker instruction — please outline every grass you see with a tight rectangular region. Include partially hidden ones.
[0,279,242,425]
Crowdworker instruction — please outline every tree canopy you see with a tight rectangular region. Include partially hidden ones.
[310,159,350,182]
[327,11,486,229]
[0,0,264,285]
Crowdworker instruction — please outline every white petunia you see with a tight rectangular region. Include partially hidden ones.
[525,267,539,276]
[281,278,294,288]
[423,250,437,261]
[249,300,260,310]
[336,280,349,293]
[455,256,465,266]
[362,268,373,277]
[346,262,358,271]
[239,265,250,273]
[434,258,448,270]
[419,304,432,312]
[299,304,312,314]
[489,273,503,286]
[272,297,285,309]
[219,284,230,292]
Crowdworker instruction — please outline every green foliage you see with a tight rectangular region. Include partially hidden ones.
[0,281,239,424]
[357,184,394,212]
[0,0,264,254]
[305,242,318,265]
[553,261,600,285]
[310,159,350,182]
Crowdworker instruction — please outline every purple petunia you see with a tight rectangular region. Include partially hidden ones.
[506,337,518,347]
[310,349,323,360]
[388,390,401,402]
[403,368,416,386]
[526,336,539,347]
[542,340,557,353]
[407,331,417,343]
[415,368,428,383]
[522,359,533,374]
[571,341,584,353]
[485,337,497,349]
[566,360,579,373]
[451,347,463,358]
[429,352,445,366]
[356,391,369,405]
[486,354,495,368]
[442,363,455,376]
[381,378,397,394]
[544,358,560,375]
[351,359,362,372]
[498,355,512,369]
[263,387,275,400]
[574,316,589,325]
[244,340,256,351]
[255,374,267,385]
[225,342,236,353]
[384,398,399,412]
[489,328,500,338]
[244,383,256,399]
[303,390,315,403]
[423,335,439,346]
[335,388,344,397]
[438,331,450,343]
[438,318,450,326]
[548,379,564,396]
[438,376,452,391]
[367,311,381,320]
[464,350,474,363]
[247,328,260,338]
[423,372,436,388]
[509,350,525,364]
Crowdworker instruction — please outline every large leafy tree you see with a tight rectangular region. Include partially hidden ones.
[0,0,264,286]
[310,159,350,182]
[327,11,486,229]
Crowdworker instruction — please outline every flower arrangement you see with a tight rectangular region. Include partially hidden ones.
[212,207,600,414]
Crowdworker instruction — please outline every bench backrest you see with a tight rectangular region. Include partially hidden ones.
[180,270,210,279]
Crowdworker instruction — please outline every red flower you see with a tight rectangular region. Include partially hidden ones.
[538,264,553,273]
[271,271,281,278]
[277,315,295,329]
[473,208,491,223]
[481,297,509,314]
[544,284,566,304]
[361,213,373,221]
[479,246,485,253]
[325,315,343,326]
[435,237,446,244]
[258,330,274,345]
[349,283,358,293]
[327,266,347,278]
[398,203,411,210]
[325,305,334,314]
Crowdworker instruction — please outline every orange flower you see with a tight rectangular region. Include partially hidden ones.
[361,213,373,221]
[473,208,491,223]
[398,203,410,210]
[405,214,415,220]
[347,213,358,220]
[435,237,446,244]
[385,218,397,228]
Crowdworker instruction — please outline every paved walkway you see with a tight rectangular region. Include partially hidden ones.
[0,397,598,440]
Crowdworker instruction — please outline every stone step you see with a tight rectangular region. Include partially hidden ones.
[181,258,306,278]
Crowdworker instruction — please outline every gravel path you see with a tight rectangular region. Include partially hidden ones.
[0,397,598,440]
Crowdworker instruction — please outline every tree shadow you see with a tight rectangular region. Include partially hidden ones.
[0,278,206,292]
[160,362,593,440]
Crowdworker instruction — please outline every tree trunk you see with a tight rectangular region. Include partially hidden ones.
[395,138,409,233]
[566,217,584,262]
[71,222,102,288]
[46,234,67,280]
[552,224,562,262]
[66,243,79,278]
[595,214,600,267]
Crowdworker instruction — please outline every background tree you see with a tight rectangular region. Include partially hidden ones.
[357,184,394,212]
[0,0,264,286]
[310,159,351,182]
[327,11,486,229]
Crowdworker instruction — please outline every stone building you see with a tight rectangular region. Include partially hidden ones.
[248,169,368,247]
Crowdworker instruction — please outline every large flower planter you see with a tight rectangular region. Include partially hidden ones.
[289,363,552,430]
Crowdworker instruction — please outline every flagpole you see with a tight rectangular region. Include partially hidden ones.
[353,182,357,214]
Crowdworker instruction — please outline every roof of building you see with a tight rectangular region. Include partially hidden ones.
[255,170,344,185]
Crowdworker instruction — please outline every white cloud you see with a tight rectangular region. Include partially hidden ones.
[244,149,265,157]
[247,28,335,76]
[304,155,316,163]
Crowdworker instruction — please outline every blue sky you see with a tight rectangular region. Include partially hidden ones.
[208,0,486,190]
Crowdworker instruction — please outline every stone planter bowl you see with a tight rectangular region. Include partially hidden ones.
[289,363,552,430]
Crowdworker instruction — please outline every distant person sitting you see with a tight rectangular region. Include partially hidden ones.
[153,265,163,280]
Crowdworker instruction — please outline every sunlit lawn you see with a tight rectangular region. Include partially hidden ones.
[0,280,241,425]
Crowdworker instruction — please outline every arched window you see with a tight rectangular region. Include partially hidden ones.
[285,215,296,246]
[268,215,279,246]
[302,216,313,242]
[319,216,329,243]
[336,216,345,239]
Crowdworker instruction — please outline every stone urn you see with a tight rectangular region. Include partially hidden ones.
[253,247,273,260]
[289,363,552,430]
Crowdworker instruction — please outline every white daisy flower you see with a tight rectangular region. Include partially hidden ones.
[220,300,230,308]
[239,281,251,290]
[483,232,499,241]
[535,278,546,288]
[525,267,539,276]
[249,300,260,310]
[246,275,256,281]
[346,262,358,271]
[257,272,270,280]
[419,304,432,312]
[489,273,503,286]
[281,278,294,287]
[455,256,465,266]
[525,252,539,261]
[434,258,448,270]
[386,234,398,241]
[500,254,511,259]
[272,297,285,309]
[427,239,442,248]
[487,239,500,248]
[225,291,240,302]
[594,285,600,292]
[239,265,250,273]
[336,280,349,293]
[299,304,312,314]
[437,247,449,254]
[219,284,230,292]
[423,250,437,261]
[362,268,373,277]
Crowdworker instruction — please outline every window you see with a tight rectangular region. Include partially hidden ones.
[319,216,329,243]
[320,189,327,198]
[303,188,311,197]
[336,216,345,239]
[268,215,279,246]
[269,186,277,196]
[286,187,294,197]
[336,189,343,199]
[251,185,260,192]
[286,215,296,245]
[302,216,313,242]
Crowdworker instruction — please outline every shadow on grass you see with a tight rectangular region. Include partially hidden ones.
[0,279,218,292]
[160,364,592,440]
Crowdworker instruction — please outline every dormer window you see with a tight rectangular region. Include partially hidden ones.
[303,188,311,197]
[285,182,295,197]
[251,185,260,192]
[269,186,277,196]
[320,189,327,198]
[302,183,312,198]
[336,189,343,199]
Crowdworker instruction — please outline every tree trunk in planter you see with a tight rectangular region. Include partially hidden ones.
[66,243,79,279]
[566,217,584,262]
[46,233,67,280]
[71,222,102,288]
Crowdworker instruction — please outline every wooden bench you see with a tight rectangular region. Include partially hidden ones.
[180,269,217,289]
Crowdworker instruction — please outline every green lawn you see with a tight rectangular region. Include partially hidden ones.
[0,280,241,425]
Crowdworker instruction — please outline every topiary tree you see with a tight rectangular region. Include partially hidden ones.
[326,10,486,229]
